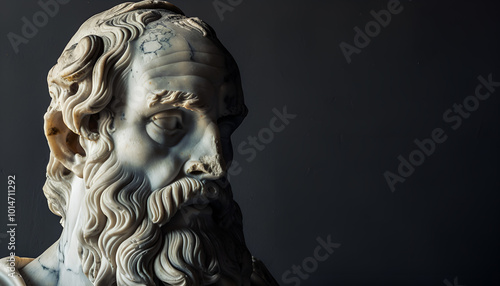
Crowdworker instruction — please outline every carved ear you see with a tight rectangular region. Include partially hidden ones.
[45,111,86,178]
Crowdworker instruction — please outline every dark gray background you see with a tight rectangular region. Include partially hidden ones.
[1,0,500,285]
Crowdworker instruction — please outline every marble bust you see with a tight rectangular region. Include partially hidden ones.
[0,1,278,285]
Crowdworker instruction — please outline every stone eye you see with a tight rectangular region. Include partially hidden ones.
[151,113,182,132]
[146,109,185,145]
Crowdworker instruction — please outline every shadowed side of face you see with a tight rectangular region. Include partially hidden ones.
[111,16,244,190]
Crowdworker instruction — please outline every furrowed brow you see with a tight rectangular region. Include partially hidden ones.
[147,90,208,111]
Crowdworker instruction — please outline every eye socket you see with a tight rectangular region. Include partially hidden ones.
[146,109,185,145]
[150,112,182,133]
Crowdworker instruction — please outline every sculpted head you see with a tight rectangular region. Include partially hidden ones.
[42,1,251,285]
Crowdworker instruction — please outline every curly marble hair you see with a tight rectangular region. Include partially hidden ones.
[42,1,250,285]
[43,0,246,226]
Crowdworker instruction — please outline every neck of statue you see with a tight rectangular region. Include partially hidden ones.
[19,176,93,286]
[58,176,92,284]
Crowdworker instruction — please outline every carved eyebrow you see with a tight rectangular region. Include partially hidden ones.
[147,90,208,111]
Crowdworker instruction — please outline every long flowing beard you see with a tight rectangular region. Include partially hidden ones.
[77,155,252,286]
[77,153,152,285]
[149,180,253,286]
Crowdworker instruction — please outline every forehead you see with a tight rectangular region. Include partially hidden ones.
[128,19,228,101]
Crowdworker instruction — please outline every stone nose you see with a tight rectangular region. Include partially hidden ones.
[184,122,226,180]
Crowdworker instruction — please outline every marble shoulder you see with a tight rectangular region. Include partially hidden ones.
[0,256,31,286]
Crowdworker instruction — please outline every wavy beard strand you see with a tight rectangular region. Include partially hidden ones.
[77,141,252,285]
